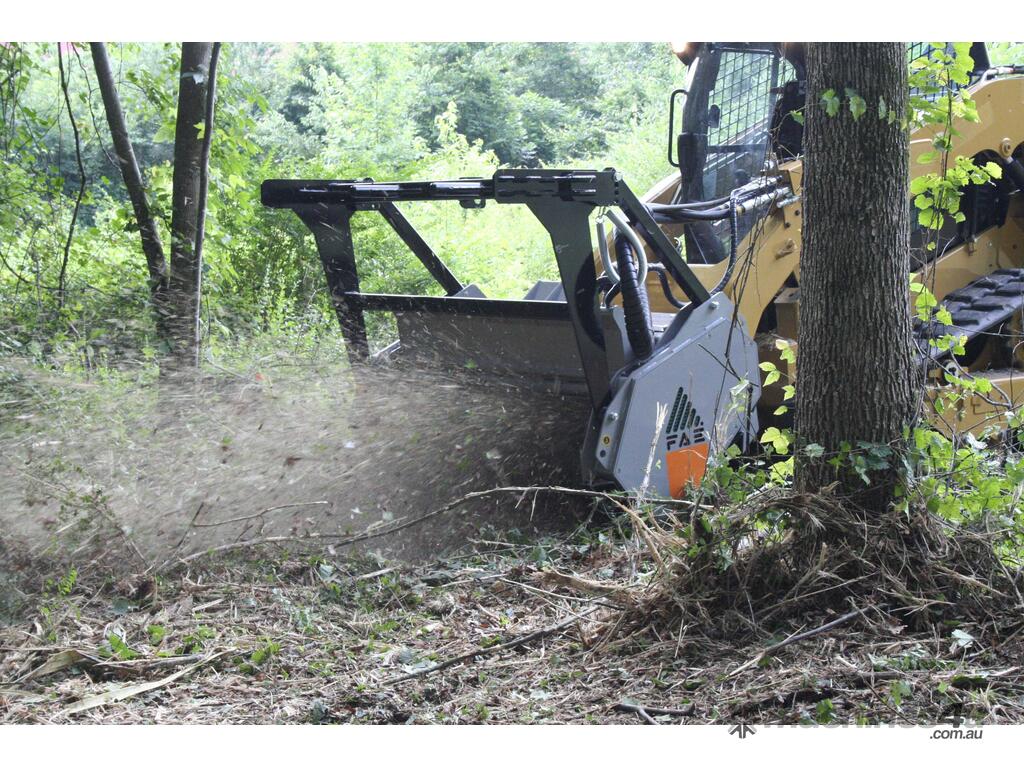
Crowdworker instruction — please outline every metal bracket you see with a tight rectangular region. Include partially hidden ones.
[261,169,710,408]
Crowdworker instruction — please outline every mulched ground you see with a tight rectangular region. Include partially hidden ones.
[3,524,1023,725]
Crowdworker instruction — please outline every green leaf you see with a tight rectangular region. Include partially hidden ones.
[846,89,867,121]
[775,338,797,364]
[760,427,791,454]
[983,161,1003,179]
[803,443,825,459]
[910,175,931,195]
[821,89,840,118]
[918,208,943,229]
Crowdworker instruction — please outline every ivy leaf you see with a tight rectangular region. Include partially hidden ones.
[983,161,1003,179]
[951,628,975,650]
[804,443,825,459]
[913,175,937,196]
[760,427,791,455]
[820,89,840,118]
[846,89,867,121]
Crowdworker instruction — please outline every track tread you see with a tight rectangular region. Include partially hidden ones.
[914,267,1024,363]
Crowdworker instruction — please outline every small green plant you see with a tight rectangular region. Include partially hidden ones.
[37,567,80,642]
[889,680,913,709]
[177,625,216,654]
[238,638,282,674]
[147,624,167,645]
[100,632,139,661]
[815,698,836,724]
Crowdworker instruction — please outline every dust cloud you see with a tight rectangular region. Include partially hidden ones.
[0,359,592,571]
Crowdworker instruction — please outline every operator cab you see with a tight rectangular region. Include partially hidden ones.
[668,42,801,264]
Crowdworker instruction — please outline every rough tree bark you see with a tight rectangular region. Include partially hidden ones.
[795,43,918,507]
[89,42,170,338]
[166,42,215,368]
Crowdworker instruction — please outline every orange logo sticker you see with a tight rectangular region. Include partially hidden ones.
[665,443,709,498]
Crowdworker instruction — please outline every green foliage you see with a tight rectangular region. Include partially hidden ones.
[101,631,140,661]
[907,43,1001,248]
[0,42,681,361]
[177,625,216,654]
[147,624,167,645]
[238,638,282,674]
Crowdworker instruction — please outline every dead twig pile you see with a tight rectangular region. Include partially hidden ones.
[582,489,1024,649]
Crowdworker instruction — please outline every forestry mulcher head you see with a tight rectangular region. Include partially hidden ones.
[261,170,765,498]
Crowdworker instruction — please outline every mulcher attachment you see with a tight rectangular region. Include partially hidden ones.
[262,169,760,498]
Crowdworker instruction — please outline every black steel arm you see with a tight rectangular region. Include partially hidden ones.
[261,168,711,406]
[377,202,463,296]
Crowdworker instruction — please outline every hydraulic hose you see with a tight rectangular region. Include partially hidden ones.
[595,216,618,282]
[710,195,740,296]
[1001,156,1024,196]
[647,264,686,309]
[614,232,655,361]
[604,209,649,285]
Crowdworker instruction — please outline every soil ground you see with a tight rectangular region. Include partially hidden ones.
[2,359,1023,724]
[3,533,1023,725]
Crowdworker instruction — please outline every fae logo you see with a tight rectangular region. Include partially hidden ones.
[663,387,710,497]
[665,387,707,451]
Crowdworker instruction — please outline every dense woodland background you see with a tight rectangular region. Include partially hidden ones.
[0,42,705,368]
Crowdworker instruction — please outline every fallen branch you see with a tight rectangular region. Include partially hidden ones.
[60,650,229,717]
[729,607,863,677]
[192,500,330,528]
[166,485,674,571]
[385,607,598,685]
[615,699,694,722]
[96,653,206,674]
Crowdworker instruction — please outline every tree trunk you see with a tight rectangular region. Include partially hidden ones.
[166,42,214,368]
[794,43,918,507]
[89,42,170,340]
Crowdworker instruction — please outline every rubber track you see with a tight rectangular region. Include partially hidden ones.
[915,267,1024,362]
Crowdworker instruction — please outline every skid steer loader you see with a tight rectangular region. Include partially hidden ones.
[262,42,1024,499]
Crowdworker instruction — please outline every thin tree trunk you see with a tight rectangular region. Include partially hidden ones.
[56,44,86,313]
[192,43,221,351]
[89,42,169,337]
[795,43,918,507]
[166,42,214,368]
